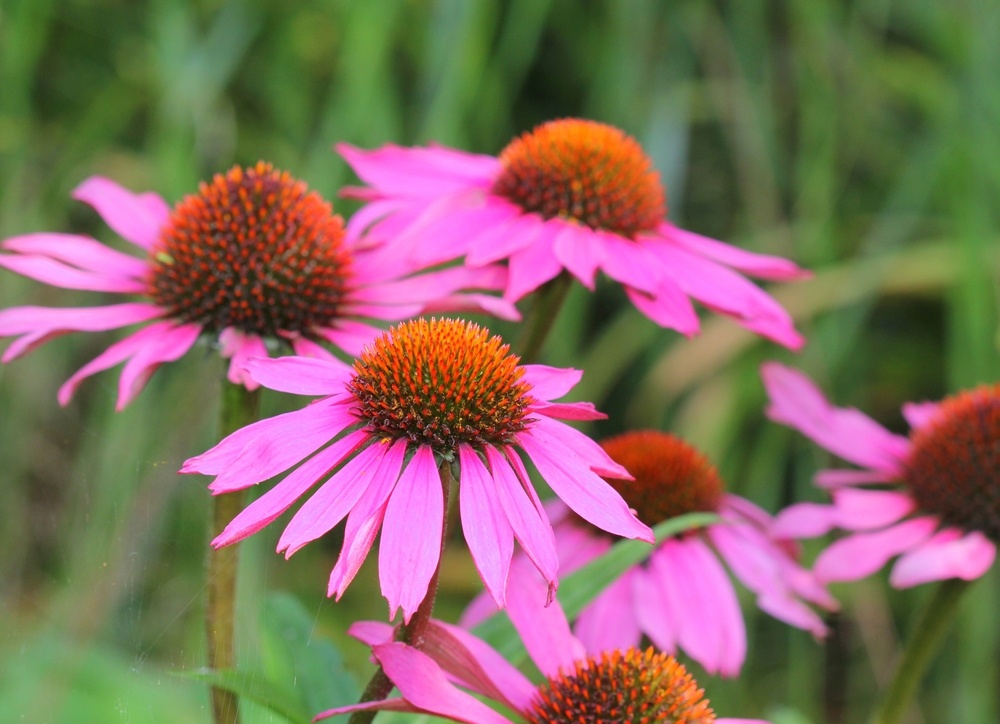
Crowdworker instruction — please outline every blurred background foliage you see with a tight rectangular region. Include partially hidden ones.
[1,0,998,722]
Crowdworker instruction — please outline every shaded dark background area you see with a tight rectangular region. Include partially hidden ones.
[1,1,998,722]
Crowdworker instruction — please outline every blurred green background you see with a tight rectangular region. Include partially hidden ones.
[1,0,998,722]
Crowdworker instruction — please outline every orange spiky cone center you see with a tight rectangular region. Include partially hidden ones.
[598,431,724,528]
[348,318,533,453]
[147,162,351,337]
[492,119,666,238]
[904,385,1000,542]
[524,646,717,724]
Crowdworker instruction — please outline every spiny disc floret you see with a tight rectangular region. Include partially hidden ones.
[492,119,666,238]
[904,385,1000,542]
[524,646,716,724]
[147,162,351,337]
[599,431,724,529]
[348,319,533,453]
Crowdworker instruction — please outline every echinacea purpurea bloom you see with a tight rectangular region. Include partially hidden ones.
[316,558,769,724]
[0,162,513,409]
[338,118,808,349]
[762,363,998,587]
[181,318,654,622]
[464,430,835,677]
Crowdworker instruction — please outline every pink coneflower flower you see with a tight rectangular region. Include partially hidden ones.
[181,318,653,621]
[0,162,514,409]
[464,430,835,677]
[337,118,808,349]
[316,559,767,724]
[761,363,998,587]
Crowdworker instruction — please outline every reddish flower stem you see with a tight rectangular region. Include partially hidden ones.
[348,460,454,724]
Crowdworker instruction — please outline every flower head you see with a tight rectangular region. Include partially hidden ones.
[0,163,514,409]
[338,118,809,349]
[181,318,653,621]
[464,430,834,677]
[762,363,999,587]
[315,558,768,724]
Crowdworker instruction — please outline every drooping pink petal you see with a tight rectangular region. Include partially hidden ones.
[459,445,514,608]
[598,230,661,294]
[633,564,677,654]
[574,570,641,653]
[207,398,360,492]
[380,445,444,622]
[505,557,586,678]
[889,529,996,588]
[761,362,911,474]
[531,400,606,421]
[504,222,563,301]
[527,415,631,479]
[649,538,746,677]
[212,429,370,547]
[315,319,386,356]
[551,223,604,289]
[664,224,810,280]
[624,281,700,337]
[520,364,583,401]
[71,176,169,249]
[241,355,354,397]
[830,489,915,531]
[551,512,611,573]
[517,429,652,542]
[328,438,408,597]
[289,335,339,361]
[277,440,392,555]
[218,328,268,389]
[772,502,840,539]
[56,319,200,407]
[421,291,521,322]
[814,516,939,583]
[0,253,146,292]
[485,447,559,589]
[347,620,395,647]
[3,232,149,278]
[337,143,499,199]
[465,212,547,268]
[901,400,942,430]
[115,321,202,409]
[814,469,898,488]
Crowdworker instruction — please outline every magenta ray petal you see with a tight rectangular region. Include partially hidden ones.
[72,177,168,249]
[379,445,444,622]
[465,212,545,267]
[369,642,513,724]
[0,302,165,337]
[242,355,354,397]
[528,416,630,478]
[814,516,939,583]
[772,502,840,539]
[337,143,499,198]
[599,231,661,293]
[56,319,199,407]
[421,291,522,322]
[518,429,652,542]
[520,364,583,401]
[277,441,393,555]
[889,529,996,588]
[551,223,604,289]
[212,429,370,547]
[218,329,267,389]
[505,225,563,301]
[830,489,915,531]
[814,469,898,488]
[761,362,911,474]
[459,445,514,607]
[328,438,408,597]
[207,398,360,492]
[665,224,810,280]
[116,321,202,409]
[315,319,385,356]
[347,620,395,647]
[0,252,145,293]
[624,281,700,336]
[901,400,942,430]
[425,621,536,713]
[485,447,559,589]
[505,558,586,678]
[574,570,641,653]
[3,232,149,278]
[634,565,677,654]
[530,400,605,421]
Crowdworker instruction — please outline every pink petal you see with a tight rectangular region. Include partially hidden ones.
[902,401,942,430]
[289,335,339,361]
[761,363,910,474]
[277,440,391,555]
[242,355,354,397]
[890,529,996,588]
[772,502,840,539]
[624,281,700,336]
[531,400,606,421]
[421,291,521,323]
[505,557,585,678]
[598,230,661,293]
[830,489,915,531]
[815,469,898,488]
[551,514,611,573]
[517,429,652,542]
[649,538,746,677]
[314,698,418,721]
[459,445,514,608]
[465,212,545,267]
[212,430,370,546]
[485,447,559,589]
[0,249,144,292]
[664,224,810,280]
[328,438,408,597]
[207,398,360,493]
[71,177,169,249]
[504,222,563,301]
[528,416,630,478]
[574,570,641,653]
[379,445,444,622]
[337,143,499,198]
[3,232,148,278]
[633,565,677,654]
[347,620,395,647]
[218,329,267,389]
[551,223,604,289]
[814,516,939,583]
[520,364,583,401]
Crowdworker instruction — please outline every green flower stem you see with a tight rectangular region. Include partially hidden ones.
[869,577,973,724]
[348,460,454,724]
[206,380,260,724]
[514,271,574,363]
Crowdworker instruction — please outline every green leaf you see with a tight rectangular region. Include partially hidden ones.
[472,512,718,660]
[184,668,312,724]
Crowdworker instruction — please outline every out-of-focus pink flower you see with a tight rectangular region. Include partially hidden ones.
[762,362,998,587]
[316,558,770,724]
[464,430,835,677]
[0,163,515,409]
[338,118,809,349]
[182,318,653,622]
